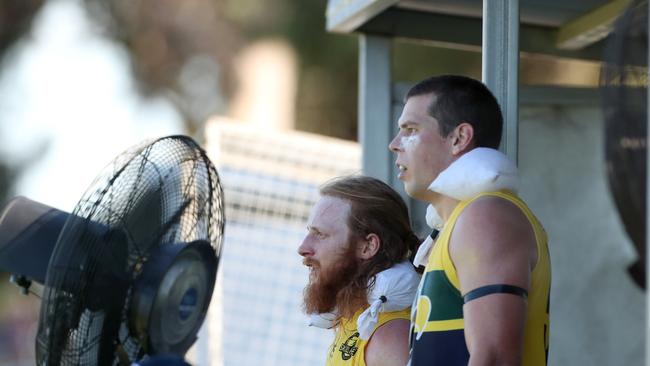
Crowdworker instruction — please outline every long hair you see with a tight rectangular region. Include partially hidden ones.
[320,175,420,318]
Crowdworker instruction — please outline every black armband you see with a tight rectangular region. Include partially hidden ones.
[463,284,528,304]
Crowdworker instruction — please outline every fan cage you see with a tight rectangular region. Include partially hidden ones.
[35,135,225,365]
[600,0,648,287]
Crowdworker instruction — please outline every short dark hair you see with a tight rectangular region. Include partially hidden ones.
[406,74,503,149]
[320,175,420,317]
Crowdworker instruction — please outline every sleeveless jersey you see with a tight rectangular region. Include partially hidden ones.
[409,191,551,366]
[326,307,411,366]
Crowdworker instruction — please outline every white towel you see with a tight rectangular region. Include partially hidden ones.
[307,312,337,329]
[356,261,420,340]
[427,147,519,200]
[308,261,420,341]
[413,148,519,268]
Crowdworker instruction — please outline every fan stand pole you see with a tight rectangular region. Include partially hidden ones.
[646,2,650,363]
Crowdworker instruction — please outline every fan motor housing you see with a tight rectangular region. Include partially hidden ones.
[130,240,217,356]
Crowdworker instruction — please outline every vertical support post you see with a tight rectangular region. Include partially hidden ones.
[359,35,392,180]
[646,3,650,364]
[482,0,520,164]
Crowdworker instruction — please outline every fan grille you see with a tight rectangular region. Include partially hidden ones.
[36,136,224,365]
[600,0,648,287]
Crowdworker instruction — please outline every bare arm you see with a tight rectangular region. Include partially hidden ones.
[364,318,410,366]
[449,196,538,366]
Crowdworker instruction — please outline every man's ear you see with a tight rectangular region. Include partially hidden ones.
[450,122,474,155]
[358,233,381,260]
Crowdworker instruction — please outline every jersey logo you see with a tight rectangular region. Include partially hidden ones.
[413,295,431,341]
[339,332,359,360]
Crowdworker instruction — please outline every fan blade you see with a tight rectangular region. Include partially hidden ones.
[0,196,68,283]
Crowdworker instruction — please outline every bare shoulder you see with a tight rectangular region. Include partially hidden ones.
[454,195,536,252]
[460,195,530,228]
[450,195,538,287]
[364,318,410,366]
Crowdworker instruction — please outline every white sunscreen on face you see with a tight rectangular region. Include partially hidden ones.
[401,135,419,149]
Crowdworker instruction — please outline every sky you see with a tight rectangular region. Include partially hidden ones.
[0,0,183,212]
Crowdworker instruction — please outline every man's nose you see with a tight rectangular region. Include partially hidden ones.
[389,134,401,152]
[298,237,313,257]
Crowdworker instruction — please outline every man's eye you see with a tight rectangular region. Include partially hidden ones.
[402,127,415,134]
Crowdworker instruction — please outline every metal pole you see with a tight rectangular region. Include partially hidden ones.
[646,3,650,364]
[358,35,392,181]
[482,0,520,164]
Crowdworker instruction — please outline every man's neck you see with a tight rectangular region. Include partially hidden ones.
[427,192,460,223]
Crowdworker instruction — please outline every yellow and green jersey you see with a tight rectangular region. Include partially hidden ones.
[326,307,410,366]
[410,191,551,366]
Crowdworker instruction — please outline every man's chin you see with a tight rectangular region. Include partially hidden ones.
[302,282,337,315]
[405,183,436,201]
[404,184,424,200]
[308,268,322,284]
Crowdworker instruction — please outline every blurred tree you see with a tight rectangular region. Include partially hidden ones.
[0,0,360,140]
[82,0,243,136]
[0,1,43,207]
[0,0,242,136]
[221,0,359,139]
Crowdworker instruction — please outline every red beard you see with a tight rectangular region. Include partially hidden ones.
[302,242,365,317]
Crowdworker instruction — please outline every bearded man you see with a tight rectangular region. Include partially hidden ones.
[298,175,421,366]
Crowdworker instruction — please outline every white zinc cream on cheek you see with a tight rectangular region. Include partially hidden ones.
[401,135,419,150]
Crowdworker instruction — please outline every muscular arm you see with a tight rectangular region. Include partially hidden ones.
[449,196,538,366]
[364,318,410,366]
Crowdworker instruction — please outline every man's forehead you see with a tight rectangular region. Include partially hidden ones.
[400,94,437,122]
[307,196,350,226]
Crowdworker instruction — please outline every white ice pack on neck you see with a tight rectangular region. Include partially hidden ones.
[426,147,519,229]
[413,147,520,267]
[307,261,420,341]
[428,147,519,200]
[356,261,420,340]
[307,312,337,329]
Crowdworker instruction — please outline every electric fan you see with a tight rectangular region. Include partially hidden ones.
[0,135,225,365]
[601,0,647,288]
